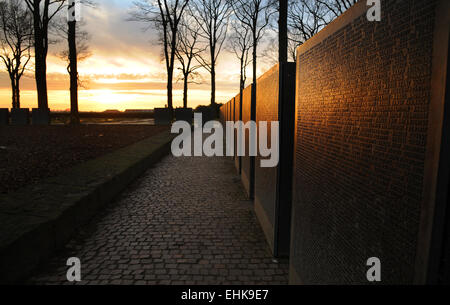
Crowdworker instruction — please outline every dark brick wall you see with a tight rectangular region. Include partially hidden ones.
[254,66,279,251]
[229,99,233,123]
[235,94,241,172]
[220,102,226,122]
[220,104,226,122]
[225,101,230,122]
[253,63,296,257]
[232,98,235,122]
[241,85,253,198]
[230,98,235,160]
[235,94,240,122]
[222,103,226,122]
[224,102,226,121]
[290,0,438,284]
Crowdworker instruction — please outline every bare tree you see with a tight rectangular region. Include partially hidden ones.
[67,0,79,124]
[176,14,203,109]
[286,0,358,61]
[287,0,329,61]
[229,0,275,197]
[0,0,33,109]
[189,0,231,106]
[24,0,66,110]
[130,0,190,113]
[317,0,358,18]
[229,0,276,113]
[55,0,96,125]
[228,19,252,99]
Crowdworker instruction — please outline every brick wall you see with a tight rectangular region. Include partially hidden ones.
[229,98,234,123]
[225,101,229,122]
[220,104,225,122]
[290,0,441,284]
[241,85,253,198]
[254,66,279,252]
[235,93,241,172]
[223,104,226,122]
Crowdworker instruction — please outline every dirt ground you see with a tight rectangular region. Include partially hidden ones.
[0,125,168,194]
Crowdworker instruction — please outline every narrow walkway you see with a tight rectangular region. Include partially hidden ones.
[29,153,288,285]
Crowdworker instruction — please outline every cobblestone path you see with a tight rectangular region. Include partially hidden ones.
[29,153,288,285]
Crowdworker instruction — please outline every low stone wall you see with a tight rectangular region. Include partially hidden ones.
[174,108,193,125]
[0,109,8,125]
[154,108,172,125]
[11,109,29,125]
[31,109,51,126]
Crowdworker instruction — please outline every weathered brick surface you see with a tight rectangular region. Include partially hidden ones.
[219,104,225,122]
[254,66,279,249]
[253,63,296,258]
[241,85,253,198]
[224,103,228,122]
[291,0,437,284]
[234,94,241,173]
[231,98,235,122]
[234,94,240,123]
[225,101,228,122]
[28,150,288,285]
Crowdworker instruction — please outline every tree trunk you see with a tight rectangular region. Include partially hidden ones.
[15,77,20,109]
[68,20,79,124]
[167,28,177,115]
[279,0,288,63]
[249,35,258,199]
[239,73,244,121]
[33,4,49,110]
[240,55,245,93]
[211,65,216,106]
[251,42,257,120]
[10,77,17,109]
[183,75,188,109]
[167,68,173,111]
[35,60,48,109]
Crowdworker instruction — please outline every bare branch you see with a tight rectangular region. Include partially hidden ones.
[228,0,277,85]
[189,0,232,105]
[0,0,33,108]
[129,0,190,110]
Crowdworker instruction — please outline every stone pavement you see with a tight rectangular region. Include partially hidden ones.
[28,152,288,285]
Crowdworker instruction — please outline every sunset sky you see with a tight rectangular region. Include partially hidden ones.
[0,0,275,112]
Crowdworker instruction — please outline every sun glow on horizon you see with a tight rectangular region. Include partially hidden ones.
[0,88,233,112]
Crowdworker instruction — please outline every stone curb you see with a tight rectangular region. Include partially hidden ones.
[0,130,175,284]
